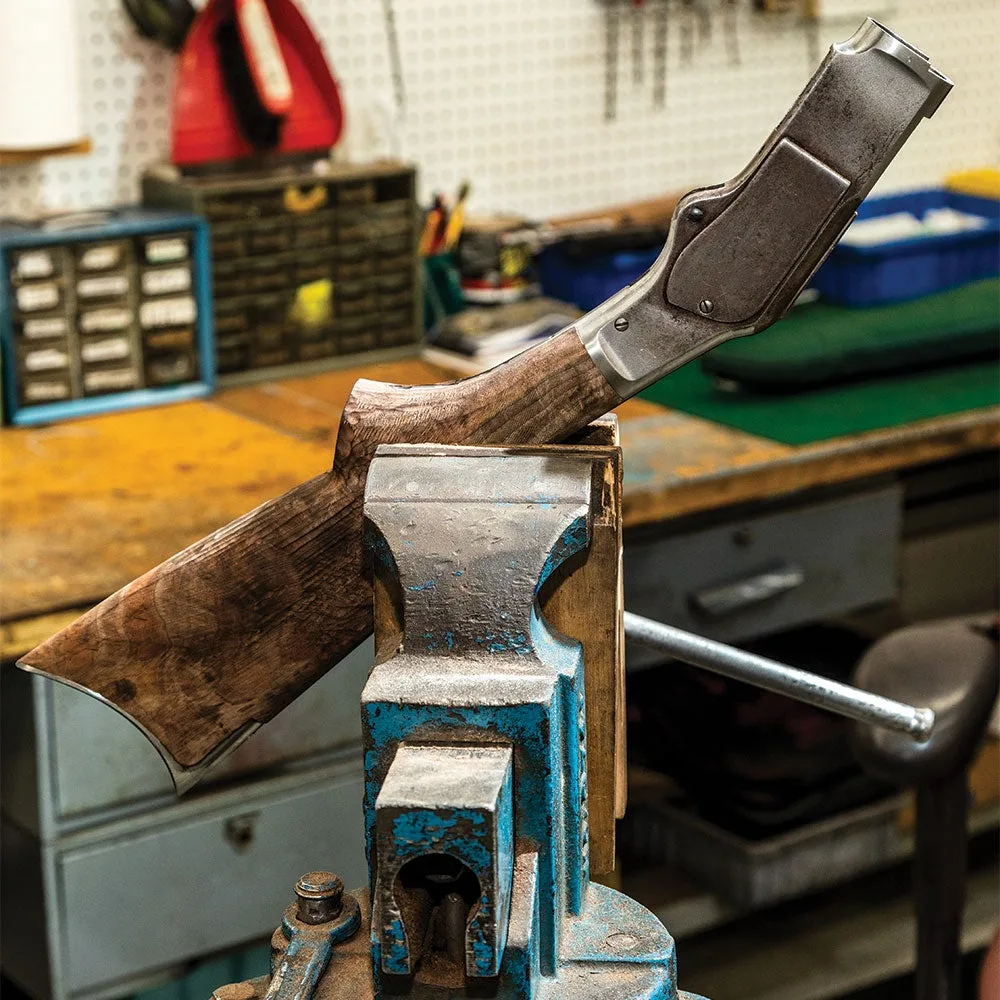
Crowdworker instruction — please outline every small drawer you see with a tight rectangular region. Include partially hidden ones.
[14,281,62,314]
[214,304,250,335]
[19,343,71,374]
[76,271,130,302]
[380,325,417,347]
[250,345,293,368]
[379,288,414,311]
[79,335,133,366]
[337,210,376,244]
[298,336,337,361]
[140,264,192,297]
[294,252,333,285]
[245,261,288,294]
[334,247,374,281]
[54,764,366,996]
[337,294,378,318]
[213,260,248,298]
[75,240,129,273]
[143,326,195,352]
[217,344,250,373]
[216,331,252,351]
[141,232,192,265]
[376,233,413,258]
[378,270,412,293]
[248,219,290,255]
[139,295,197,330]
[16,312,70,341]
[294,211,336,247]
[204,191,284,221]
[380,307,414,329]
[336,179,376,205]
[79,305,132,335]
[210,223,247,259]
[623,485,903,664]
[82,366,139,395]
[338,319,378,354]
[19,374,73,404]
[146,353,195,385]
[11,247,64,281]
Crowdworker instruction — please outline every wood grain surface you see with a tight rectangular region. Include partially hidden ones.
[19,331,622,770]
[541,424,626,875]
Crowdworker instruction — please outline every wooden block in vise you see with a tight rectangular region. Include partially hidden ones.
[370,417,626,877]
[544,414,626,876]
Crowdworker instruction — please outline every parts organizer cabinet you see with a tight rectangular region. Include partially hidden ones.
[0,642,373,1000]
[0,210,214,425]
[142,161,421,383]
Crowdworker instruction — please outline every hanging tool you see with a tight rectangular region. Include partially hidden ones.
[631,0,646,85]
[19,21,953,790]
[380,0,405,113]
[652,0,669,107]
[604,0,622,121]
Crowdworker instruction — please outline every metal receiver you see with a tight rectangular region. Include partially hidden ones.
[577,18,952,396]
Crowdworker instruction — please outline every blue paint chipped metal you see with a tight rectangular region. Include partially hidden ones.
[353,446,699,999]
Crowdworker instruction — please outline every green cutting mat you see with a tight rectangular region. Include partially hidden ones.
[641,358,999,446]
[640,280,1000,446]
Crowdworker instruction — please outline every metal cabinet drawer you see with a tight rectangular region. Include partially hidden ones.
[3,760,366,1000]
[624,485,901,666]
[1,640,373,835]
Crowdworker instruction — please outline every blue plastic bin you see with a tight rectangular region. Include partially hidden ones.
[811,188,1000,307]
[537,244,659,311]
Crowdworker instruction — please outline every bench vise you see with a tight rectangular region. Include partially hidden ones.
[216,430,707,1000]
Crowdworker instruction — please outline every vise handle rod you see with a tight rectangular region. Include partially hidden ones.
[623,611,935,741]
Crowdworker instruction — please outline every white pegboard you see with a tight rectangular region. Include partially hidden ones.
[1,0,997,219]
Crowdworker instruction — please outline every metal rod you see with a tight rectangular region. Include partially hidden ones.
[623,611,935,741]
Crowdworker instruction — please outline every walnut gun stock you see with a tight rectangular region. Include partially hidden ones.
[19,20,951,792]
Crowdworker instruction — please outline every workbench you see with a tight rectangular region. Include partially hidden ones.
[3,355,997,651]
[2,356,998,1000]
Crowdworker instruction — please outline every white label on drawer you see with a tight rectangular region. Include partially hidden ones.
[78,244,122,271]
[24,347,70,371]
[140,296,196,329]
[15,251,55,279]
[81,338,130,363]
[77,274,129,299]
[16,283,60,312]
[80,307,131,333]
[84,368,137,392]
[146,236,189,263]
[22,315,69,339]
[24,380,70,402]
[142,267,191,296]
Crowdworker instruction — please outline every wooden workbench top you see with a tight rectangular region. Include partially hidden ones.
[2,355,998,652]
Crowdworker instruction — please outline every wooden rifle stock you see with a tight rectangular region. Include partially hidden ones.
[20,331,620,782]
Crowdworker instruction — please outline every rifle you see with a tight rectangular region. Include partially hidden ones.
[19,20,951,791]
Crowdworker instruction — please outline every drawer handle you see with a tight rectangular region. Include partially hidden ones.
[690,562,805,618]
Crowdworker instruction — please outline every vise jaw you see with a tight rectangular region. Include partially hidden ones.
[357,440,706,999]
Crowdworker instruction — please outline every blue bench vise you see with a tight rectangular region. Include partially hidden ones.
[216,438,708,1000]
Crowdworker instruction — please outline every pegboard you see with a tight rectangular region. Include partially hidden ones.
[1,0,997,220]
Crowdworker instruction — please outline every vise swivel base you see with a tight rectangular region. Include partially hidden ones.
[217,439,708,1000]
